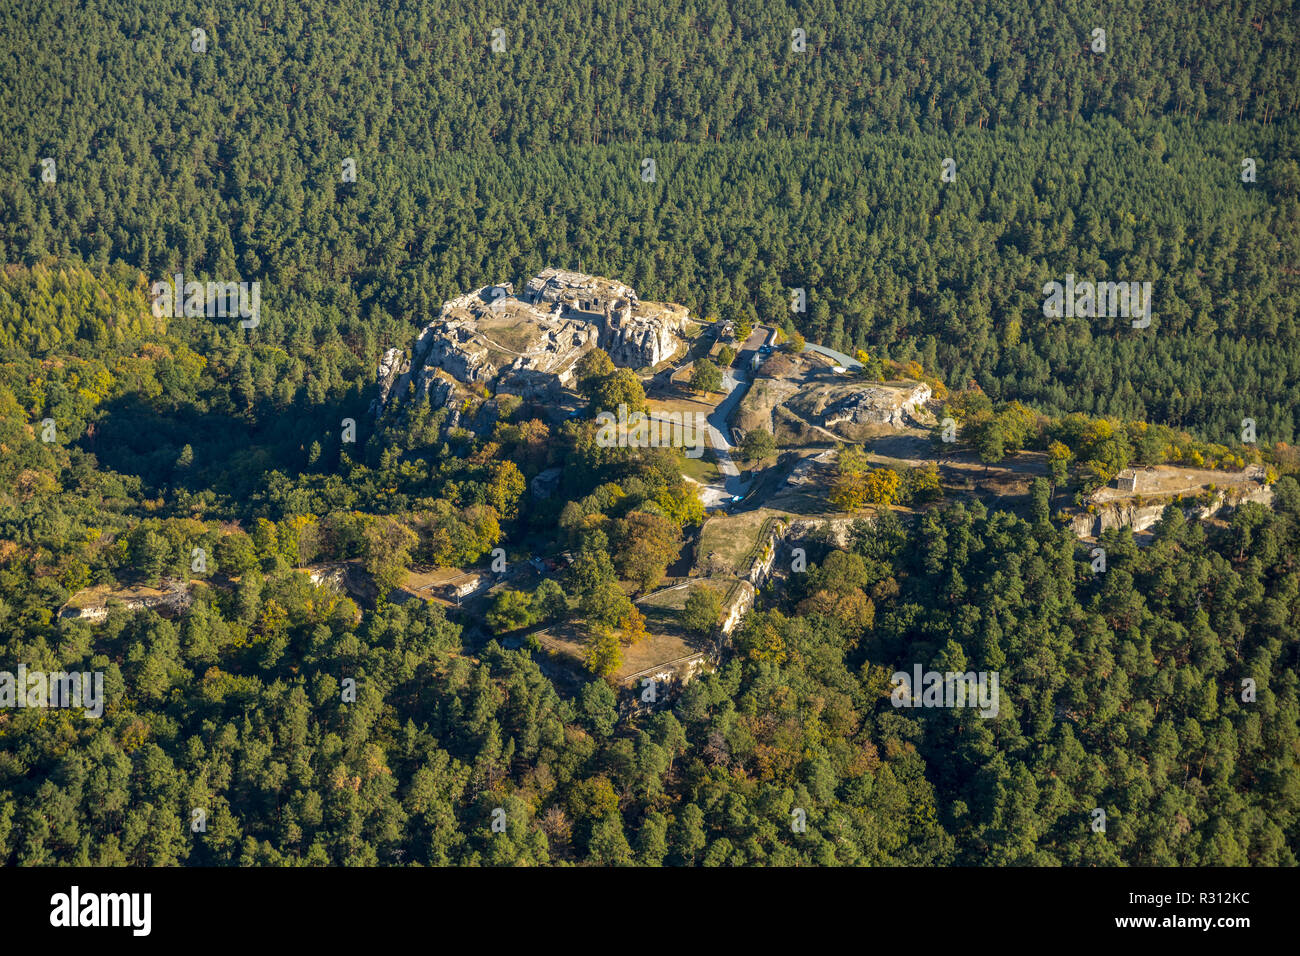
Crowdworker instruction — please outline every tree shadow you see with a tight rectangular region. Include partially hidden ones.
[84,387,368,502]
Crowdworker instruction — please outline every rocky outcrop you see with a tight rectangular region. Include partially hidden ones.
[780,380,934,440]
[60,581,193,623]
[1072,483,1275,538]
[821,382,932,430]
[420,320,499,386]
[300,562,377,604]
[782,516,860,550]
[720,581,756,636]
[1072,502,1169,537]
[601,308,684,367]
[373,347,409,412]
[618,654,709,691]
[747,519,788,586]
[372,270,688,424]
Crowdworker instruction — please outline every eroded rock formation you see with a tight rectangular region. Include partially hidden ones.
[371,269,688,420]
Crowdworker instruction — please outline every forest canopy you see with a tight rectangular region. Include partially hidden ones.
[1,0,1297,867]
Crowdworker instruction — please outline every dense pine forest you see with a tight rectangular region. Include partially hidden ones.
[1,1,1297,865]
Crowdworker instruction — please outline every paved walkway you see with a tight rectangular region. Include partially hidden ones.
[699,330,777,506]
[706,368,749,496]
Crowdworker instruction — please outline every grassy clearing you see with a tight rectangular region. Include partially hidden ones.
[534,607,707,685]
[680,449,722,484]
[694,507,785,576]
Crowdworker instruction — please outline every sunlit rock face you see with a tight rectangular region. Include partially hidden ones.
[371,269,688,418]
[820,382,933,430]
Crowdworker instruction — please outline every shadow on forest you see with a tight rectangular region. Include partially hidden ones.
[84,388,368,501]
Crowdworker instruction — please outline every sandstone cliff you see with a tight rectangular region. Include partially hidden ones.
[1072,482,1274,537]
[371,270,687,422]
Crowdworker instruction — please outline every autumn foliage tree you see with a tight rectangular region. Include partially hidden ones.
[614,511,681,593]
